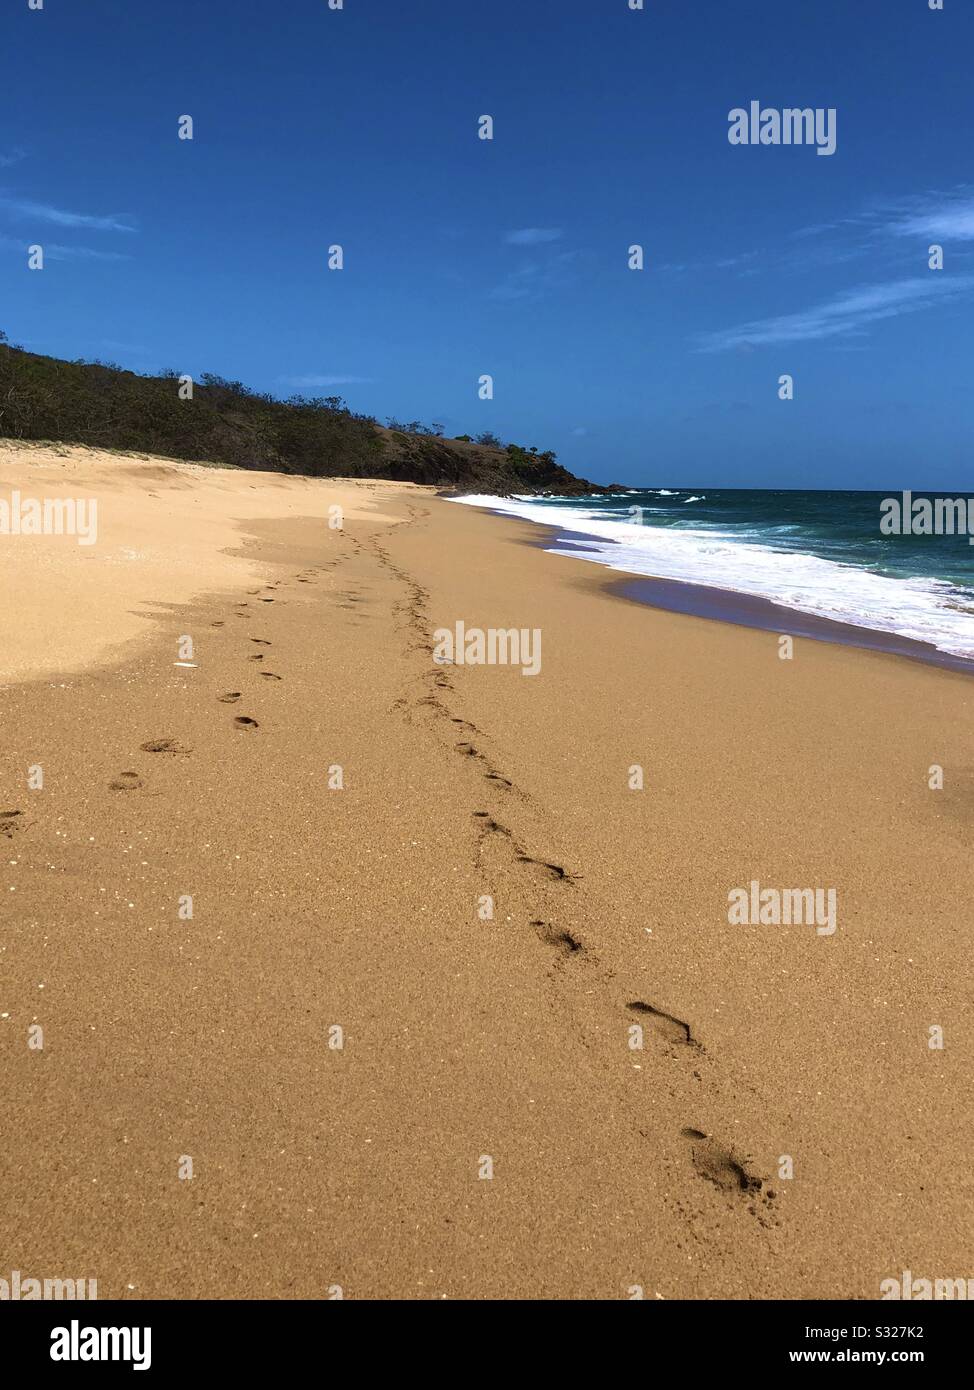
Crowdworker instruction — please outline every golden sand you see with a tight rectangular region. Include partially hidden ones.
[1,444,971,1298]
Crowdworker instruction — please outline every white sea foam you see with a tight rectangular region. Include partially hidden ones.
[450,494,974,659]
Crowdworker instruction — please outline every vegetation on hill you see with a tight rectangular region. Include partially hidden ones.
[0,334,606,495]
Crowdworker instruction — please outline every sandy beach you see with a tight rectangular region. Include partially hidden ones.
[2,443,971,1300]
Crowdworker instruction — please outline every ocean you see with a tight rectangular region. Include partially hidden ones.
[452,489,974,666]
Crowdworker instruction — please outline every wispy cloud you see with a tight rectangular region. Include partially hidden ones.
[0,193,136,233]
[697,276,973,352]
[714,252,759,271]
[0,148,27,170]
[0,234,130,262]
[504,228,562,246]
[790,186,974,249]
[889,189,974,241]
[281,374,373,388]
[46,243,132,262]
[791,215,865,241]
[491,250,579,302]
[659,249,761,276]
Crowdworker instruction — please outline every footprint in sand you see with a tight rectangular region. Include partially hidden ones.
[0,809,24,837]
[680,1127,763,1195]
[217,692,242,704]
[530,920,584,957]
[259,672,283,680]
[627,1001,697,1048]
[140,738,191,754]
[455,741,514,789]
[233,717,259,730]
[109,772,143,791]
[515,852,575,883]
[247,654,264,662]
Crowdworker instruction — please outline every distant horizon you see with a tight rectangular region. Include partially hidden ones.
[2,0,971,489]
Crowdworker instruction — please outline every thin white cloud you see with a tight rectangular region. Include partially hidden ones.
[891,190,974,241]
[491,250,579,302]
[46,244,131,262]
[791,187,974,247]
[282,374,373,388]
[659,250,761,275]
[504,228,563,246]
[791,216,865,240]
[0,234,130,262]
[0,194,135,233]
[697,276,973,352]
[0,149,27,169]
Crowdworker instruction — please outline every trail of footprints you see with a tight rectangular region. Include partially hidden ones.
[92,524,772,1223]
[366,513,777,1226]
[106,566,336,790]
[107,560,347,789]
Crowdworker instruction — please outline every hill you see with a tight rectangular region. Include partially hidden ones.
[0,334,606,496]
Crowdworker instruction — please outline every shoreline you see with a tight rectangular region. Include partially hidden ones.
[2,450,972,1298]
[459,500,974,678]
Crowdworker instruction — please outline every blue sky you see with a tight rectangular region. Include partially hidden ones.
[1,0,971,488]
